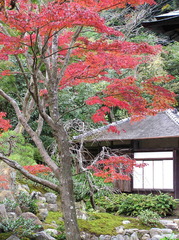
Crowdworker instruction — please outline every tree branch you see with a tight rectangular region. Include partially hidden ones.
[0,154,60,193]
[0,89,60,176]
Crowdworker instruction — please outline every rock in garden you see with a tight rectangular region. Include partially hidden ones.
[76,209,88,220]
[116,226,125,234]
[123,236,130,240]
[31,191,43,199]
[131,232,139,240]
[0,190,14,201]
[33,231,56,240]
[44,193,57,204]
[16,184,30,194]
[20,212,43,231]
[99,235,111,240]
[6,235,21,240]
[47,203,58,212]
[38,208,48,221]
[7,211,17,219]
[116,235,125,240]
[173,219,179,227]
[111,236,120,240]
[81,232,98,240]
[160,229,173,234]
[122,220,131,224]
[37,202,47,209]
[151,235,163,240]
[45,228,58,236]
[165,223,178,230]
[125,229,138,235]
[0,204,8,220]
[38,196,47,203]
[149,228,162,237]
[141,233,150,240]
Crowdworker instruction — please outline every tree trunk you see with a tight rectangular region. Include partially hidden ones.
[55,124,81,240]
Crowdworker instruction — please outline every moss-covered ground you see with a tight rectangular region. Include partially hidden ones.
[44,211,163,236]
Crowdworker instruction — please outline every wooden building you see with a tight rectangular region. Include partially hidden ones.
[142,10,179,41]
[75,109,179,198]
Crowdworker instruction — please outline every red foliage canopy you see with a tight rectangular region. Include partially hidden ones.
[0,0,176,182]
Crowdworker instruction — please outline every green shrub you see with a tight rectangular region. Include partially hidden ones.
[16,192,38,214]
[56,225,66,240]
[0,131,36,166]
[0,217,40,238]
[1,198,18,212]
[95,193,176,217]
[137,210,160,226]
[73,172,113,202]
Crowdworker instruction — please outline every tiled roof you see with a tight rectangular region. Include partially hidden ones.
[74,109,179,142]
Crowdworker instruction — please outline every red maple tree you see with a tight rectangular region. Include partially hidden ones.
[0,0,176,239]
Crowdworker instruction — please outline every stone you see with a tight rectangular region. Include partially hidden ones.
[31,191,43,199]
[76,209,88,220]
[116,234,125,240]
[149,228,162,237]
[111,236,119,240]
[99,235,111,240]
[14,206,22,216]
[123,236,130,240]
[37,202,47,209]
[81,232,98,240]
[116,226,125,234]
[160,229,173,234]
[45,228,58,236]
[0,190,14,201]
[0,204,8,220]
[165,223,178,230]
[38,208,48,221]
[38,197,47,203]
[7,211,17,219]
[151,235,163,240]
[33,231,56,240]
[44,193,57,204]
[122,220,130,225]
[138,230,149,235]
[141,234,150,240]
[16,184,30,194]
[6,235,20,240]
[159,220,178,230]
[125,229,138,235]
[47,204,58,212]
[131,232,139,240]
[175,234,179,239]
[173,219,179,228]
[20,212,43,231]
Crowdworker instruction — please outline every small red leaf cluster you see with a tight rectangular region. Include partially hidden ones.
[23,164,52,175]
[87,156,146,182]
[0,112,11,134]
[0,175,10,190]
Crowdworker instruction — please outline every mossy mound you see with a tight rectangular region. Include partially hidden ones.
[78,212,151,236]
[44,211,163,237]
[0,232,13,240]
[43,211,64,229]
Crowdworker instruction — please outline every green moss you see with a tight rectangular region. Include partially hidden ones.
[0,232,13,240]
[43,211,163,237]
[44,211,63,226]
[78,212,163,236]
